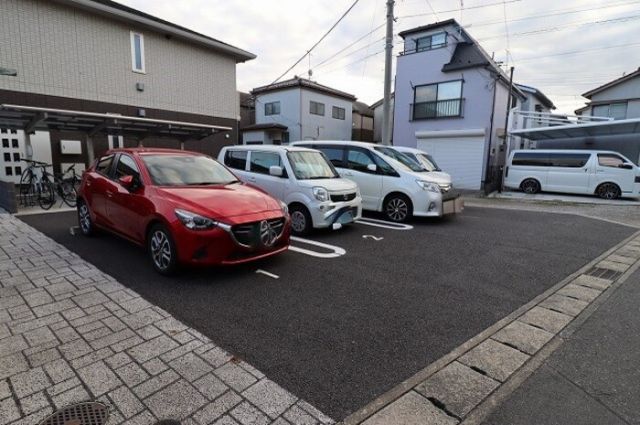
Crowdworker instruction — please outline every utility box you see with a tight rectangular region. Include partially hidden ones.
[60,140,82,155]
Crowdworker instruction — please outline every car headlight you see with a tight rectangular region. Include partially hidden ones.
[416,180,440,193]
[279,200,289,215]
[175,209,218,230]
[313,186,329,202]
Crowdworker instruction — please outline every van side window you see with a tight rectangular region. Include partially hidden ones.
[346,148,377,173]
[250,151,285,176]
[315,145,344,167]
[598,154,625,168]
[512,152,549,166]
[548,153,591,168]
[224,150,247,170]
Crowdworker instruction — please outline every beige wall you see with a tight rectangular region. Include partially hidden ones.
[0,0,239,120]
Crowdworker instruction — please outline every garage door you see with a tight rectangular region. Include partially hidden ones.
[417,133,486,190]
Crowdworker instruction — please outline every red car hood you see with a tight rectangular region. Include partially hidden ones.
[156,184,281,220]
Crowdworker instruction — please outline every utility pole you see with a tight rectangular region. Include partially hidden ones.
[381,0,394,146]
[500,66,515,193]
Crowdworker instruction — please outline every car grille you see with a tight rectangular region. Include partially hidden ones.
[232,217,285,248]
[330,192,357,202]
[438,183,452,193]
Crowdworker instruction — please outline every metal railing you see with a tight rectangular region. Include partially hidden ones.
[514,110,613,129]
[411,98,464,120]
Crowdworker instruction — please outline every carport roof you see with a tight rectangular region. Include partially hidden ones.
[510,118,640,140]
[0,104,232,141]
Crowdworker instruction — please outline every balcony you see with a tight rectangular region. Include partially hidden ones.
[411,98,464,120]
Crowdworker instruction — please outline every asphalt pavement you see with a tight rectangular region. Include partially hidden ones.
[19,207,635,420]
[483,267,640,425]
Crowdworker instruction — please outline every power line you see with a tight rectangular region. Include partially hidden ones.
[314,24,385,69]
[424,0,439,21]
[514,41,640,63]
[271,0,360,84]
[398,0,522,19]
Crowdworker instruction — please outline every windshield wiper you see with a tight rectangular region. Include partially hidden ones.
[186,182,221,186]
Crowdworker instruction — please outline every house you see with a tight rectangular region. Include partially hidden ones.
[575,68,640,120]
[512,68,640,165]
[238,92,256,133]
[392,19,526,190]
[0,0,254,183]
[371,94,394,143]
[352,101,374,142]
[248,77,356,144]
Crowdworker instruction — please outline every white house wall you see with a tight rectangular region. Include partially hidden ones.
[0,0,239,120]
[255,88,302,141]
[299,89,352,141]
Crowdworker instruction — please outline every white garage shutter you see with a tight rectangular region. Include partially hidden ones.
[416,130,486,190]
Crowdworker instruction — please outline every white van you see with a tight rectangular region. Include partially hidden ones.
[218,145,362,234]
[291,141,463,222]
[388,146,453,192]
[504,150,640,199]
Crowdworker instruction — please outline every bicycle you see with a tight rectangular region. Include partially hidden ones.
[38,164,79,210]
[19,159,53,208]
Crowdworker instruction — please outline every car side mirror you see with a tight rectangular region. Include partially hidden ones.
[269,165,284,177]
[118,175,136,190]
[619,163,634,170]
[367,163,377,172]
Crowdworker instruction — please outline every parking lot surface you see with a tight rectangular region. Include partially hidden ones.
[19,207,634,419]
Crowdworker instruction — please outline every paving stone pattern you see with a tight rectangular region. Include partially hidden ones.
[0,213,334,425]
[361,233,640,424]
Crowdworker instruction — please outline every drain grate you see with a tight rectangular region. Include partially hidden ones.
[38,402,109,425]
[584,266,622,281]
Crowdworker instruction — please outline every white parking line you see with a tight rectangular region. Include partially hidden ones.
[356,217,414,230]
[288,236,346,258]
[256,269,279,279]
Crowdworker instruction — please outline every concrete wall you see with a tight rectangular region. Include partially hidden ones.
[0,0,239,120]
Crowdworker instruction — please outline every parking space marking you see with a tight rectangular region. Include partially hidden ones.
[256,269,279,279]
[289,236,346,258]
[356,217,414,230]
[362,235,384,241]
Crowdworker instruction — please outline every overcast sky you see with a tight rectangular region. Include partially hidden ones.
[121,0,639,114]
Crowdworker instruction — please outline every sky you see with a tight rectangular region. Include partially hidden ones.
[120,0,640,115]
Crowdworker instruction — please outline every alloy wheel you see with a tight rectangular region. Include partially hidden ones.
[290,211,307,233]
[598,183,619,199]
[386,198,408,222]
[150,230,172,271]
[78,204,91,234]
[522,179,539,194]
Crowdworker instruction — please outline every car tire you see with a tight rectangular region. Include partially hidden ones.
[289,204,312,236]
[596,182,621,200]
[383,193,412,223]
[77,200,95,237]
[521,178,541,194]
[148,223,178,275]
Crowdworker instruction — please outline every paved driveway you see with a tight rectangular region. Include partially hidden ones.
[19,207,634,419]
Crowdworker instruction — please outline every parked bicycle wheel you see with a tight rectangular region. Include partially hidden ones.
[19,169,34,205]
[38,182,55,210]
[61,179,78,207]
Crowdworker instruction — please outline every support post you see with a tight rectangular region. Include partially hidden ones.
[500,66,515,193]
[24,131,33,160]
[381,0,394,146]
[86,135,95,165]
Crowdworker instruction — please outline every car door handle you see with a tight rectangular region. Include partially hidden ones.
[106,191,114,198]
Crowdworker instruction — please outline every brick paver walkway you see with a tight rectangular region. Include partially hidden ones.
[0,211,334,425]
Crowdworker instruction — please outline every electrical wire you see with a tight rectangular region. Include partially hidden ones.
[271,0,360,84]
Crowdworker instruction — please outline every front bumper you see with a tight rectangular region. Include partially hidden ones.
[173,212,290,266]
[310,198,362,229]
[413,189,463,217]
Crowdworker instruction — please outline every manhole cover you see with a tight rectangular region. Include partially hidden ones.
[38,402,109,425]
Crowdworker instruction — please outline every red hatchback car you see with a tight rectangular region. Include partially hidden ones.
[77,148,291,274]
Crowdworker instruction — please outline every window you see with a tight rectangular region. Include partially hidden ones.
[11,139,18,148]
[264,101,280,116]
[13,153,19,162]
[96,154,114,176]
[314,145,344,167]
[310,101,325,116]
[130,32,145,73]
[5,167,12,176]
[3,153,10,162]
[114,155,140,180]
[512,152,550,167]
[592,103,627,120]
[2,139,8,148]
[10,129,16,134]
[332,106,345,120]
[224,150,248,170]
[548,153,590,168]
[415,32,447,52]
[14,166,21,175]
[142,155,237,186]
[346,148,377,173]
[598,154,625,168]
[0,128,6,134]
[108,135,124,150]
[413,80,463,119]
[250,151,282,175]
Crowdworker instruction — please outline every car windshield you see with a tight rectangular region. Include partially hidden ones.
[287,151,339,180]
[374,147,426,172]
[141,154,239,186]
[416,153,442,172]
